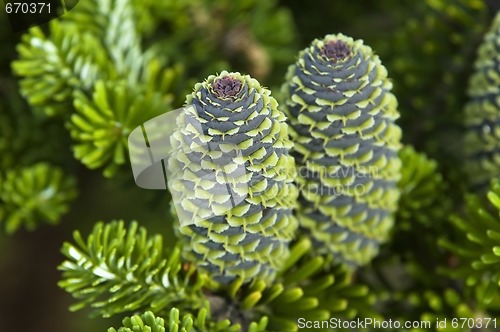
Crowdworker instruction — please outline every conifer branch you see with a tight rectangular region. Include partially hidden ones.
[58,221,206,318]
[0,163,77,234]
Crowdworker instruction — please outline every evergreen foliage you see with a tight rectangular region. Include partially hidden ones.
[108,309,268,332]
[68,81,168,177]
[367,146,452,292]
[12,0,180,177]
[397,146,447,225]
[390,146,453,284]
[58,220,206,318]
[395,145,452,239]
[0,91,68,170]
[60,221,376,332]
[440,179,500,307]
[108,311,167,332]
[385,288,479,331]
[12,20,111,117]
[223,237,380,332]
[0,163,77,233]
[3,1,500,331]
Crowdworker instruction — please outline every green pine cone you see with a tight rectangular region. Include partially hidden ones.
[464,12,500,189]
[281,34,402,266]
[170,71,298,284]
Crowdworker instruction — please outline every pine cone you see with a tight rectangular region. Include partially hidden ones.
[281,34,402,266]
[170,71,298,284]
[464,12,500,190]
